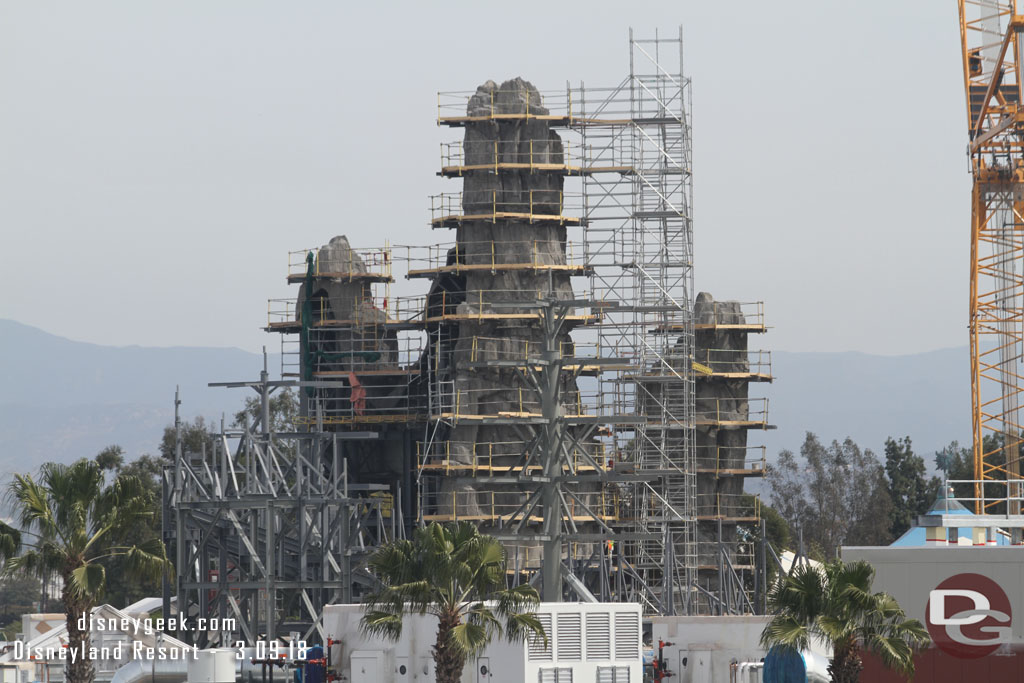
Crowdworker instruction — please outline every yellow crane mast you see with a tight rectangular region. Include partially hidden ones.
[959,0,1024,512]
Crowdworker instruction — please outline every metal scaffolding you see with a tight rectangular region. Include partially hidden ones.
[163,370,400,647]
[166,28,773,635]
[572,28,697,614]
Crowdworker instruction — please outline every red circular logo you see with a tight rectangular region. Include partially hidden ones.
[925,573,1012,659]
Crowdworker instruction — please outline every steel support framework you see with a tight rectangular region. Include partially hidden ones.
[959,0,1024,512]
[163,370,398,647]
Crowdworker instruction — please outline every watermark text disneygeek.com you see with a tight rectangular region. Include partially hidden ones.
[8,614,238,662]
[76,614,235,635]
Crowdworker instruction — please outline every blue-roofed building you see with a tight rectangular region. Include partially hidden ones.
[890,487,1012,546]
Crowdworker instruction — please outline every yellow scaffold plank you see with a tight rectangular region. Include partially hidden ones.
[407,263,586,277]
[697,372,773,381]
[293,414,427,426]
[437,114,635,127]
[440,163,585,176]
[696,516,760,523]
[432,212,582,227]
[313,369,420,377]
[422,514,616,523]
[695,468,765,476]
[423,313,597,324]
[286,272,392,284]
[694,419,770,429]
[419,463,602,474]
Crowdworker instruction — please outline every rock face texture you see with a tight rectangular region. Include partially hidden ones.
[424,79,581,563]
[297,235,405,415]
[693,291,756,586]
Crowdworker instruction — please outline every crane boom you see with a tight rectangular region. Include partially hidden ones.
[959,0,1024,514]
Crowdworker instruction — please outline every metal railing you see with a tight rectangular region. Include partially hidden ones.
[267,295,427,328]
[695,301,766,330]
[397,240,586,273]
[437,88,574,122]
[696,494,761,520]
[440,139,581,173]
[287,245,392,281]
[942,479,1024,515]
[693,349,771,377]
[429,190,583,224]
[422,489,620,523]
[416,439,613,475]
[694,445,766,473]
[694,397,770,427]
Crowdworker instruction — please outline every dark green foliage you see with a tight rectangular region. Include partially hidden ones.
[159,416,217,461]
[94,445,124,472]
[97,453,165,607]
[766,433,894,558]
[761,559,929,683]
[884,437,941,538]
[758,499,792,554]
[232,388,298,432]
[0,574,40,633]
[935,437,1013,512]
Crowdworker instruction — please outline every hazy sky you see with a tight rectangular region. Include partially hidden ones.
[0,1,967,357]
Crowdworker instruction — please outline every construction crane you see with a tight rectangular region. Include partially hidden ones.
[958,0,1024,515]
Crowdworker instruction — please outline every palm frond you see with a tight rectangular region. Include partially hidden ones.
[68,562,106,600]
[760,615,810,652]
[360,610,405,641]
[120,537,173,582]
[449,622,489,657]
[504,611,546,647]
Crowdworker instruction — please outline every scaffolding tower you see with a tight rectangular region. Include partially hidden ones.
[572,28,698,614]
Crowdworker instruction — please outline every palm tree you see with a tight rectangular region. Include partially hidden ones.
[360,522,546,683]
[0,459,171,683]
[761,559,929,683]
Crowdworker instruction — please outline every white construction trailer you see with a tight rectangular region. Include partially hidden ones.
[323,602,642,682]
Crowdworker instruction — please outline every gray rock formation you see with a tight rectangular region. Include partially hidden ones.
[693,291,756,591]
[427,79,584,565]
[297,235,400,408]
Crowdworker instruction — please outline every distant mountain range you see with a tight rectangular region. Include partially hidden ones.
[0,318,972,477]
[0,318,277,470]
[759,347,970,468]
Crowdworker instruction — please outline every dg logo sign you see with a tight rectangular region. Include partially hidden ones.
[926,573,1013,658]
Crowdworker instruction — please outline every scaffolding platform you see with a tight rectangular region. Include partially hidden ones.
[312,369,420,377]
[430,190,583,229]
[266,318,423,333]
[293,414,426,426]
[424,311,597,325]
[695,467,764,477]
[696,515,760,523]
[266,296,427,333]
[695,445,766,478]
[432,212,583,229]
[419,462,604,475]
[409,263,587,278]
[287,246,393,283]
[695,418,775,430]
[286,271,392,284]
[398,240,588,279]
[692,349,773,382]
[422,512,615,523]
